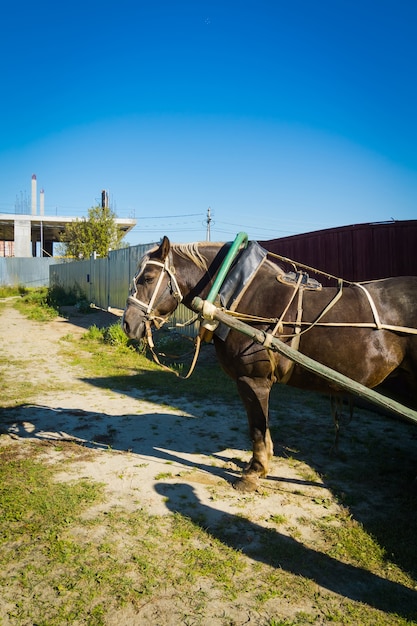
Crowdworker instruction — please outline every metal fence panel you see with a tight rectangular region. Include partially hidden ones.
[50,258,90,299]
[0,258,67,287]
[107,246,145,310]
[50,244,153,310]
[168,303,199,338]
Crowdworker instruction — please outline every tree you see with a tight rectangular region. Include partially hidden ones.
[60,206,126,258]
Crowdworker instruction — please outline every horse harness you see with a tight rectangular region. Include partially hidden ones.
[128,241,417,381]
[212,242,417,384]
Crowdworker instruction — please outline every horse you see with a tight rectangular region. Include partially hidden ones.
[122,236,417,492]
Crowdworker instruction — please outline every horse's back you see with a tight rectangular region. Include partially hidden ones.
[365,276,417,330]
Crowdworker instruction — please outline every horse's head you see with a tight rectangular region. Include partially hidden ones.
[122,236,183,340]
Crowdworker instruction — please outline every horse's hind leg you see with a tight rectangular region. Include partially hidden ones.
[235,375,274,492]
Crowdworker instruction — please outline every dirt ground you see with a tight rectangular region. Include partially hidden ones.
[0,302,345,530]
[1,300,417,624]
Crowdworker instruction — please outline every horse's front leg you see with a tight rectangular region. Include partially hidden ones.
[235,375,274,492]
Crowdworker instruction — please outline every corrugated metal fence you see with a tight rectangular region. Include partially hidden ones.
[49,243,197,336]
[0,257,69,288]
[50,244,151,310]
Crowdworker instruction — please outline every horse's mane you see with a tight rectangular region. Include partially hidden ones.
[172,242,223,271]
[172,241,287,277]
[143,240,285,279]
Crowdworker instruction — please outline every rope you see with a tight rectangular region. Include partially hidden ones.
[266,250,356,285]
[145,319,202,379]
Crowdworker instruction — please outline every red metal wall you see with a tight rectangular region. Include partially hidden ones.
[261,220,417,283]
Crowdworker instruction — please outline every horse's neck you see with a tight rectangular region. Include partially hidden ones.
[172,242,228,302]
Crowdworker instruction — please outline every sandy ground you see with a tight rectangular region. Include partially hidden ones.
[0,301,344,539]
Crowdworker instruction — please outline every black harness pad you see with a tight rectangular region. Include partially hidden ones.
[215,241,267,341]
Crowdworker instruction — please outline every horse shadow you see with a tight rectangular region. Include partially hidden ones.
[0,401,252,485]
[0,399,329,493]
[80,372,417,600]
[156,481,417,619]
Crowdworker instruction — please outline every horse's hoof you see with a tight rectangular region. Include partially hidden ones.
[233,476,259,493]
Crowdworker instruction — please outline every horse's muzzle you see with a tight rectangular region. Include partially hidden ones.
[122,301,147,340]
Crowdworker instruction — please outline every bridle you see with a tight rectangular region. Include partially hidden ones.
[126,253,201,379]
[127,254,183,329]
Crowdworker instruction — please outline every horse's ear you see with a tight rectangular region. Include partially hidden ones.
[159,236,170,261]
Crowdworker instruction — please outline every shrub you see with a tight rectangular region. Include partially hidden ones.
[103,323,129,347]
[47,283,86,308]
[83,325,104,342]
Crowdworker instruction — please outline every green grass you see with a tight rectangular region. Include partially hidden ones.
[0,284,28,298]
[13,287,59,321]
[61,323,241,404]
[10,284,90,322]
[7,288,238,403]
[0,441,280,625]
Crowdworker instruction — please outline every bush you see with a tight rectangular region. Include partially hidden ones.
[22,287,49,306]
[0,284,28,298]
[83,325,104,342]
[103,323,129,347]
[16,287,58,320]
[47,284,86,308]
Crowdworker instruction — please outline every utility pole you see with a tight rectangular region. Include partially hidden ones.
[206,206,212,241]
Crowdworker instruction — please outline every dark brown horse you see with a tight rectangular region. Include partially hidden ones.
[123,236,417,491]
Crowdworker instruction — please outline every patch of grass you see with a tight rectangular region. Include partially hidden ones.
[13,287,58,321]
[0,354,59,406]
[316,510,412,584]
[11,292,237,403]
[0,284,28,298]
[61,325,240,404]
[154,471,175,480]
[0,449,101,546]
[0,440,308,624]
[83,322,140,349]
[102,322,130,346]
[269,513,287,526]
[1,437,416,625]
[11,285,92,321]
[83,324,104,342]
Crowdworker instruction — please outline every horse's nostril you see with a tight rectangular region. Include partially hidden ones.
[123,320,130,335]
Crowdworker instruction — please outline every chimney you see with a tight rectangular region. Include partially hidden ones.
[31,174,37,215]
[40,189,44,216]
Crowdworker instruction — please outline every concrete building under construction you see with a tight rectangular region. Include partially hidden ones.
[0,175,136,257]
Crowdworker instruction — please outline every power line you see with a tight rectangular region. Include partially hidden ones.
[138,212,204,220]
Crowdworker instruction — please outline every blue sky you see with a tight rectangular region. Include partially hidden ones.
[0,0,416,245]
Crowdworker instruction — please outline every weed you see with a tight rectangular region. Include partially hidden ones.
[60,332,75,341]
[154,471,175,480]
[14,287,58,320]
[83,324,103,342]
[102,322,129,346]
[269,514,287,526]
[0,284,28,298]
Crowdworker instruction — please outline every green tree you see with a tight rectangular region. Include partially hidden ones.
[60,206,126,258]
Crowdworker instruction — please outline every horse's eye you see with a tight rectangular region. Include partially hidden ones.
[144,276,154,284]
